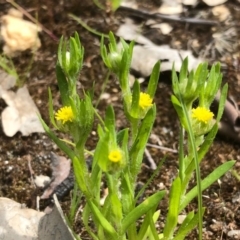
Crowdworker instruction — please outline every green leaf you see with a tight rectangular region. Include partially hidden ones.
[109,31,117,52]
[119,128,129,166]
[216,83,228,122]
[130,106,156,178]
[138,210,160,240]
[131,80,140,117]
[147,209,160,240]
[147,61,160,98]
[48,88,58,129]
[135,156,166,203]
[111,0,121,11]
[163,177,181,239]
[105,105,116,141]
[94,130,110,172]
[180,161,235,211]
[174,209,205,240]
[72,156,89,195]
[171,65,179,97]
[121,171,134,216]
[39,117,75,160]
[197,123,218,162]
[185,70,194,96]
[204,63,222,106]
[179,57,188,83]
[110,192,123,221]
[183,123,218,185]
[100,35,111,68]
[56,63,69,106]
[117,128,129,145]
[87,200,118,237]
[122,191,166,233]
[171,95,186,129]
[82,204,102,240]
[175,211,194,234]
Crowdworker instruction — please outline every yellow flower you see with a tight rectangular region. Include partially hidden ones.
[55,106,74,124]
[192,107,214,124]
[108,149,122,163]
[139,92,153,109]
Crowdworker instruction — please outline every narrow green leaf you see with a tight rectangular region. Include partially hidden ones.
[130,106,156,178]
[87,200,118,237]
[148,209,160,240]
[184,123,218,184]
[163,177,181,239]
[176,211,194,233]
[135,156,166,203]
[105,106,116,140]
[39,117,75,160]
[122,191,165,232]
[121,171,134,216]
[171,65,179,97]
[171,95,186,129]
[180,161,235,211]
[48,88,58,129]
[131,80,140,117]
[147,61,160,98]
[174,208,205,240]
[117,128,128,145]
[57,36,63,67]
[82,204,100,240]
[72,156,89,195]
[69,14,109,38]
[179,57,188,83]
[216,83,228,122]
[185,70,194,95]
[110,192,123,221]
[94,131,109,172]
[138,210,160,240]
[56,63,69,105]
[109,31,117,51]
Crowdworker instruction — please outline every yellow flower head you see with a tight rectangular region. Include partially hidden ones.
[192,107,214,124]
[108,149,122,163]
[55,106,74,124]
[139,92,153,109]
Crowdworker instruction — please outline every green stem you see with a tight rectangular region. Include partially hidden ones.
[179,126,185,182]
[127,223,137,240]
[181,103,203,240]
[94,108,106,127]
[130,118,139,145]
[69,13,109,38]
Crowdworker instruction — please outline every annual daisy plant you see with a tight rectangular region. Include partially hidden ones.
[40,32,235,240]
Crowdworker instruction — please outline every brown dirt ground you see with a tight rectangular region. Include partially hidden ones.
[1,0,240,239]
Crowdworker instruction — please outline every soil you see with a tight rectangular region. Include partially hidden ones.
[0,0,240,239]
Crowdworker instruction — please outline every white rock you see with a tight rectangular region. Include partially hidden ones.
[0,198,45,240]
[1,86,44,137]
[131,45,202,77]
[39,195,75,240]
[202,0,227,6]
[34,175,51,188]
[150,23,173,35]
[0,70,16,96]
[0,8,41,56]
[1,106,21,137]
[182,0,198,5]
[212,5,230,22]
[178,214,187,224]
[227,230,240,237]
[157,0,183,15]
[116,18,154,46]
